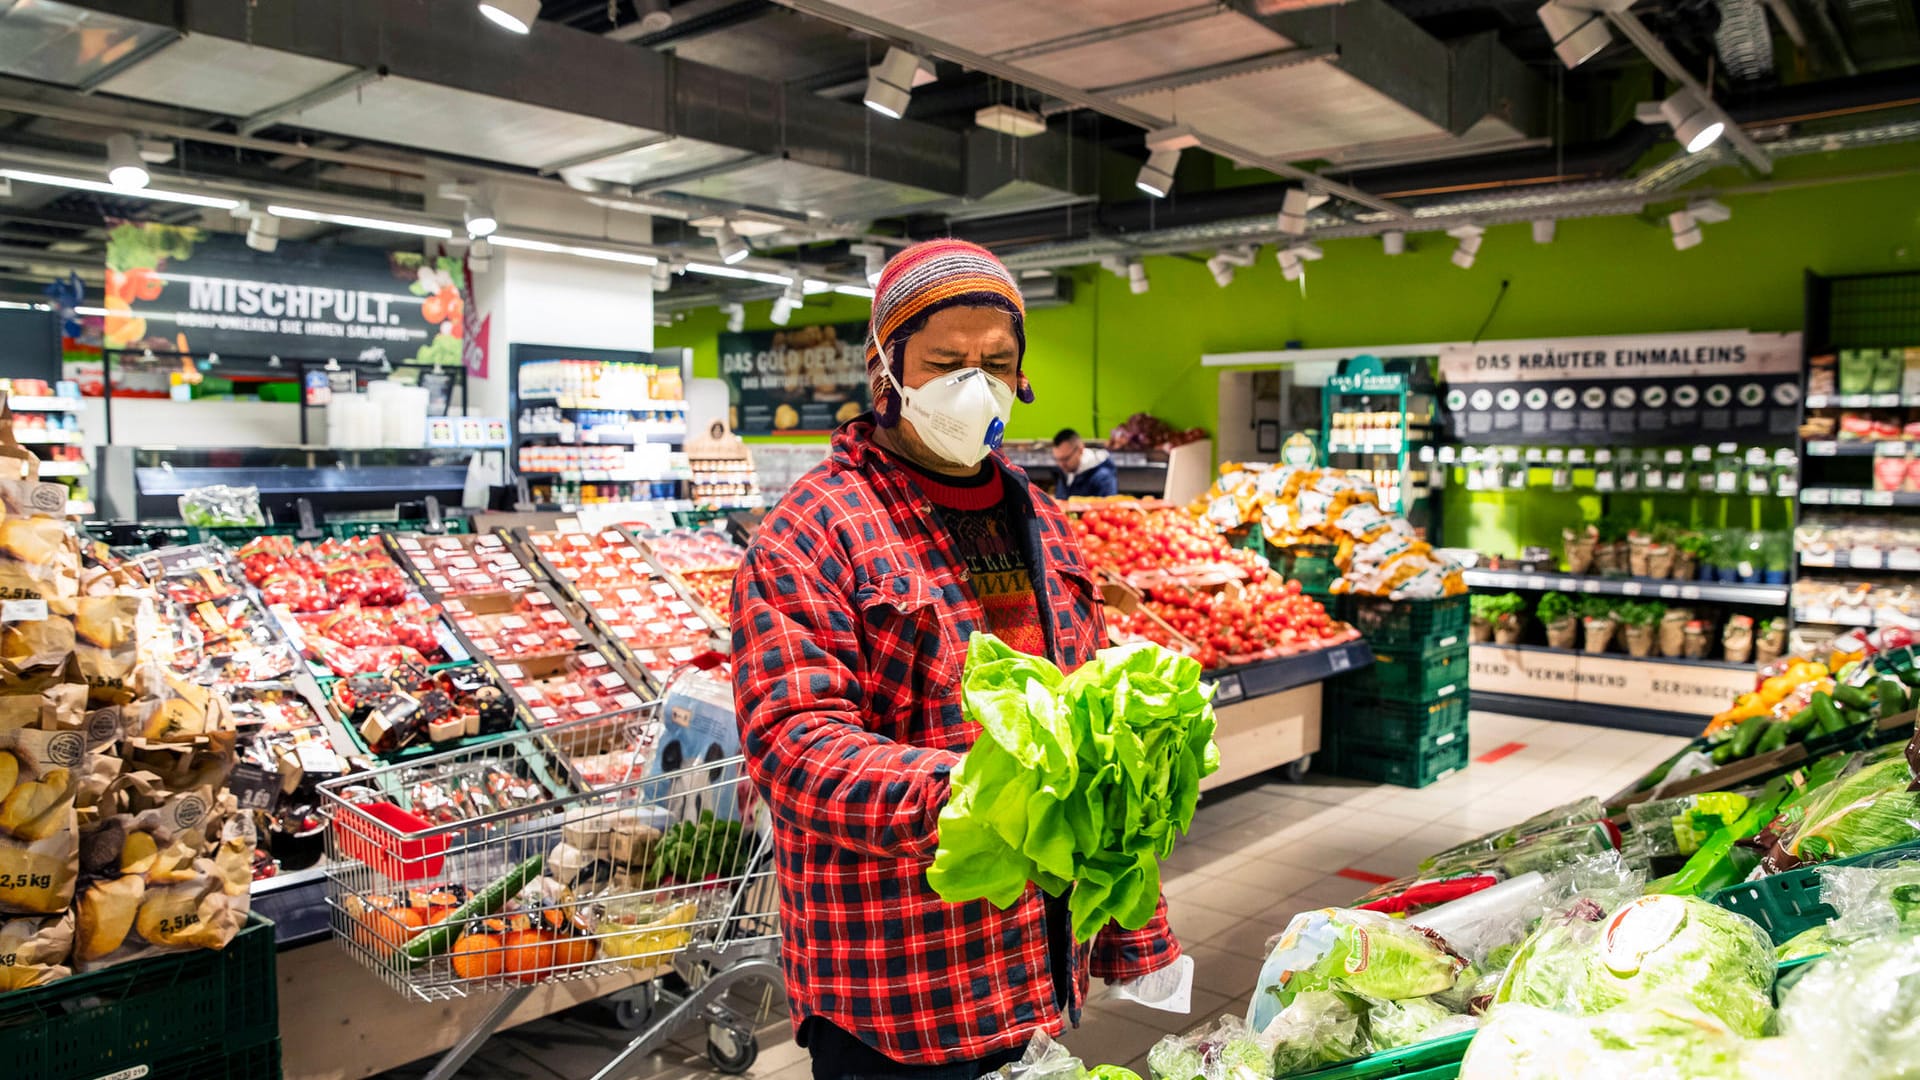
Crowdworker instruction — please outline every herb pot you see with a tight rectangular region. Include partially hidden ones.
[1565,536,1596,575]
[1583,616,1616,653]
[1471,616,1494,644]
[1658,609,1692,657]
[1494,613,1524,645]
[1755,622,1786,666]
[1545,617,1577,649]
[1698,562,1716,581]
[1724,622,1754,664]
[1673,552,1698,581]
[1647,543,1675,580]
[1683,621,1709,659]
[1593,541,1623,576]
[1624,623,1655,657]
[1627,535,1652,578]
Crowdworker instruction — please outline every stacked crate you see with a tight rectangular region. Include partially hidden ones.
[1322,594,1472,787]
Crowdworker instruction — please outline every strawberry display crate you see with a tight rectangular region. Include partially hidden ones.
[0,914,278,1080]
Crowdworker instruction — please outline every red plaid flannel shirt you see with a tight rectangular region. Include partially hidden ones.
[732,420,1181,1065]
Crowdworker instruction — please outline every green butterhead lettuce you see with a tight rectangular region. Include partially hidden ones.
[928,634,1220,941]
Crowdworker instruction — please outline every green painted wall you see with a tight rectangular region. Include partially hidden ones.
[654,142,1920,546]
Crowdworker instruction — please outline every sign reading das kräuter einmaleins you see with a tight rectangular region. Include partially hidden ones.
[1438,330,1804,445]
[718,321,871,436]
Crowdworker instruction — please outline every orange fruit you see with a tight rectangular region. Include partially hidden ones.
[502,929,557,984]
[450,933,505,980]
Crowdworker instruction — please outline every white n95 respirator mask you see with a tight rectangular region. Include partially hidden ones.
[874,339,1015,468]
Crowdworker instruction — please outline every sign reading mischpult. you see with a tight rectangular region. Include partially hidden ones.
[1439,330,1803,446]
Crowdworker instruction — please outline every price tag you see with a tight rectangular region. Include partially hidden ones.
[1568,449,1588,464]
[1667,471,1689,492]
[1802,606,1833,624]
[597,672,627,689]
[1747,472,1772,495]
[1500,447,1520,463]
[1891,548,1920,571]
[1208,674,1245,704]
[1594,471,1616,492]
[1554,578,1576,591]
[1595,449,1612,464]
[1745,447,1769,465]
[1875,394,1903,407]
[531,705,559,722]
[1690,446,1711,462]
[1776,475,1799,497]
[1803,488,1832,504]
[1866,490,1896,506]
[1807,441,1837,456]
[580,651,609,668]
[0,599,47,622]
[1328,649,1353,673]
[1437,446,1457,463]
[1680,586,1701,600]
[1666,449,1685,465]
[1622,581,1642,596]
[1581,580,1602,593]
[1524,447,1544,463]
[1850,546,1886,569]
[1807,394,1831,408]
[1523,575,1547,591]
[1839,488,1866,505]
[1842,394,1872,407]
[1801,550,1836,567]
[495,663,523,680]
[1658,584,1679,599]
[1544,448,1565,463]
[1883,443,1911,457]
[227,763,282,812]
[1716,470,1739,494]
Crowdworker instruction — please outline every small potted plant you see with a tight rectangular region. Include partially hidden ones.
[1619,600,1666,658]
[1539,591,1577,649]
[1563,523,1599,575]
[1724,614,1755,663]
[1472,592,1528,644]
[1674,530,1710,582]
[1580,595,1618,653]
[1646,523,1677,580]
[1762,532,1791,585]
[1755,616,1787,665]
[1593,516,1628,576]
[1658,606,1692,657]
[1627,528,1653,578]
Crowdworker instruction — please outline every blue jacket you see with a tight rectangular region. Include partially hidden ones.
[1056,447,1117,498]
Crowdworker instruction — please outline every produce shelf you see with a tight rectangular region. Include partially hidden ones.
[1470,691,1704,737]
[516,394,688,411]
[1461,569,1788,606]
[35,460,88,476]
[1804,440,1920,456]
[1203,639,1373,704]
[1804,393,1920,409]
[6,395,82,411]
[1800,488,1920,507]
[1799,550,1920,571]
[13,431,78,444]
[1485,641,1756,671]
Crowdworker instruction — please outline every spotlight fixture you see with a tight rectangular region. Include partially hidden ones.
[1688,197,1732,224]
[723,303,745,333]
[478,0,540,33]
[634,0,672,34]
[865,47,923,120]
[1278,188,1325,236]
[769,296,797,326]
[1136,126,1200,199]
[1448,224,1485,269]
[1382,230,1405,256]
[1277,242,1323,282]
[649,261,673,293]
[1205,246,1255,288]
[1536,0,1612,69]
[245,213,280,253]
[1533,219,1556,244]
[467,238,491,272]
[714,223,749,266]
[1128,261,1149,295]
[1659,88,1726,153]
[849,242,886,286]
[463,200,498,238]
[105,133,149,190]
[1669,209,1702,250]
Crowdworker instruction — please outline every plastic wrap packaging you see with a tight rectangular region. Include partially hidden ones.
[1493,894,1777,1037]
[1419,798,1606,872]
[1249,908,1466,1032]
[1265,993,1366,1075]
[1768,749,1920,871]
[0,910,72,989]
[1776,931,1920,1079]
[1147,1015,1274,1080]
[1627,793,1750,859]
[1794,860,1920,951]
[1462,997,1816,1080]
[175,484,265,528]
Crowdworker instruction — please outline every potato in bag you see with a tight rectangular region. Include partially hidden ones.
[0,727,83,915]
[0,911,72,989]
[0,680,85,734]
[0,474,72,520]
[74,874,142,961]
[73,595,144,707]
[0,518,78,602]
[1,605,74,680]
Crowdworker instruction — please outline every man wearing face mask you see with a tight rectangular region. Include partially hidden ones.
[732,240,1186,1080]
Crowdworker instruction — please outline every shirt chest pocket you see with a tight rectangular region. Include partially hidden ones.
[853,574,968,748]
[1046,565,1105,668]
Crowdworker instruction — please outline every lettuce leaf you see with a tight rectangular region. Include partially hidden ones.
[928,634,1219,941]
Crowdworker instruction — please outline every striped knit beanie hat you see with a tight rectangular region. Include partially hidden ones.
[867,239,1031,428]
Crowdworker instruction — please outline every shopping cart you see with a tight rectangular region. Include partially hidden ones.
[320,704,780,1079]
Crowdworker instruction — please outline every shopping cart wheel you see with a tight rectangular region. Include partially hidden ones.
[604,983,658,1030]
[706,1026,758,1074]
[1280,755,1311,783]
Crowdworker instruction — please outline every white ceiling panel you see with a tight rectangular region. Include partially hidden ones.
[1124,64,1445,160]
[566,139,759,188]
[288,77,664,171]
[96,34,355,116]
[0,0,173,88]
[663,158,949,220]
[836,0,1205,59]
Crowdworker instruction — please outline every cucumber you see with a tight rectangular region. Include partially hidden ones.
[1755,722,1790,755]
[1785,706,1819,735]
[1898,667,1920,689]
[401,852,545,965]
[1810,691,1842,734]
[1711,742,1736,765]
[1729,715,1767,759]
[1877,679,1908,718]
[1831,683,1874,711]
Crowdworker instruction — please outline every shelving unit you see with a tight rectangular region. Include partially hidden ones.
[1461,569,1789,606]
[508,343,695,511]
[7,395,82,411]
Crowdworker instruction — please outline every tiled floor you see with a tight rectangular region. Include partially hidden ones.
[376,712,1684,1080]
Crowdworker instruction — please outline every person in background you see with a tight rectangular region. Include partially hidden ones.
[731,239,1185,1080]
[1051,428,1117,499]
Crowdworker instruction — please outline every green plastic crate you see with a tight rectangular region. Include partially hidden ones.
[1341,642,1469,704]
[0,914,278,1080]
[1327,692,1470,746]
[1321,731,1471,788]
[1338,594,1470,649]
[145,1036,281,1080]
[1707,837,1920,945]
[1289,1029,1474,1079]
[1269,543,1343,596]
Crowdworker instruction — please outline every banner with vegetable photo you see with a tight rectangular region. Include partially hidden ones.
[718,321,870,436]
[82,225,470,394]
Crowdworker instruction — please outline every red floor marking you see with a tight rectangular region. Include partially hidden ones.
[1337,868,1396,885]
[1477,741,1528,764]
